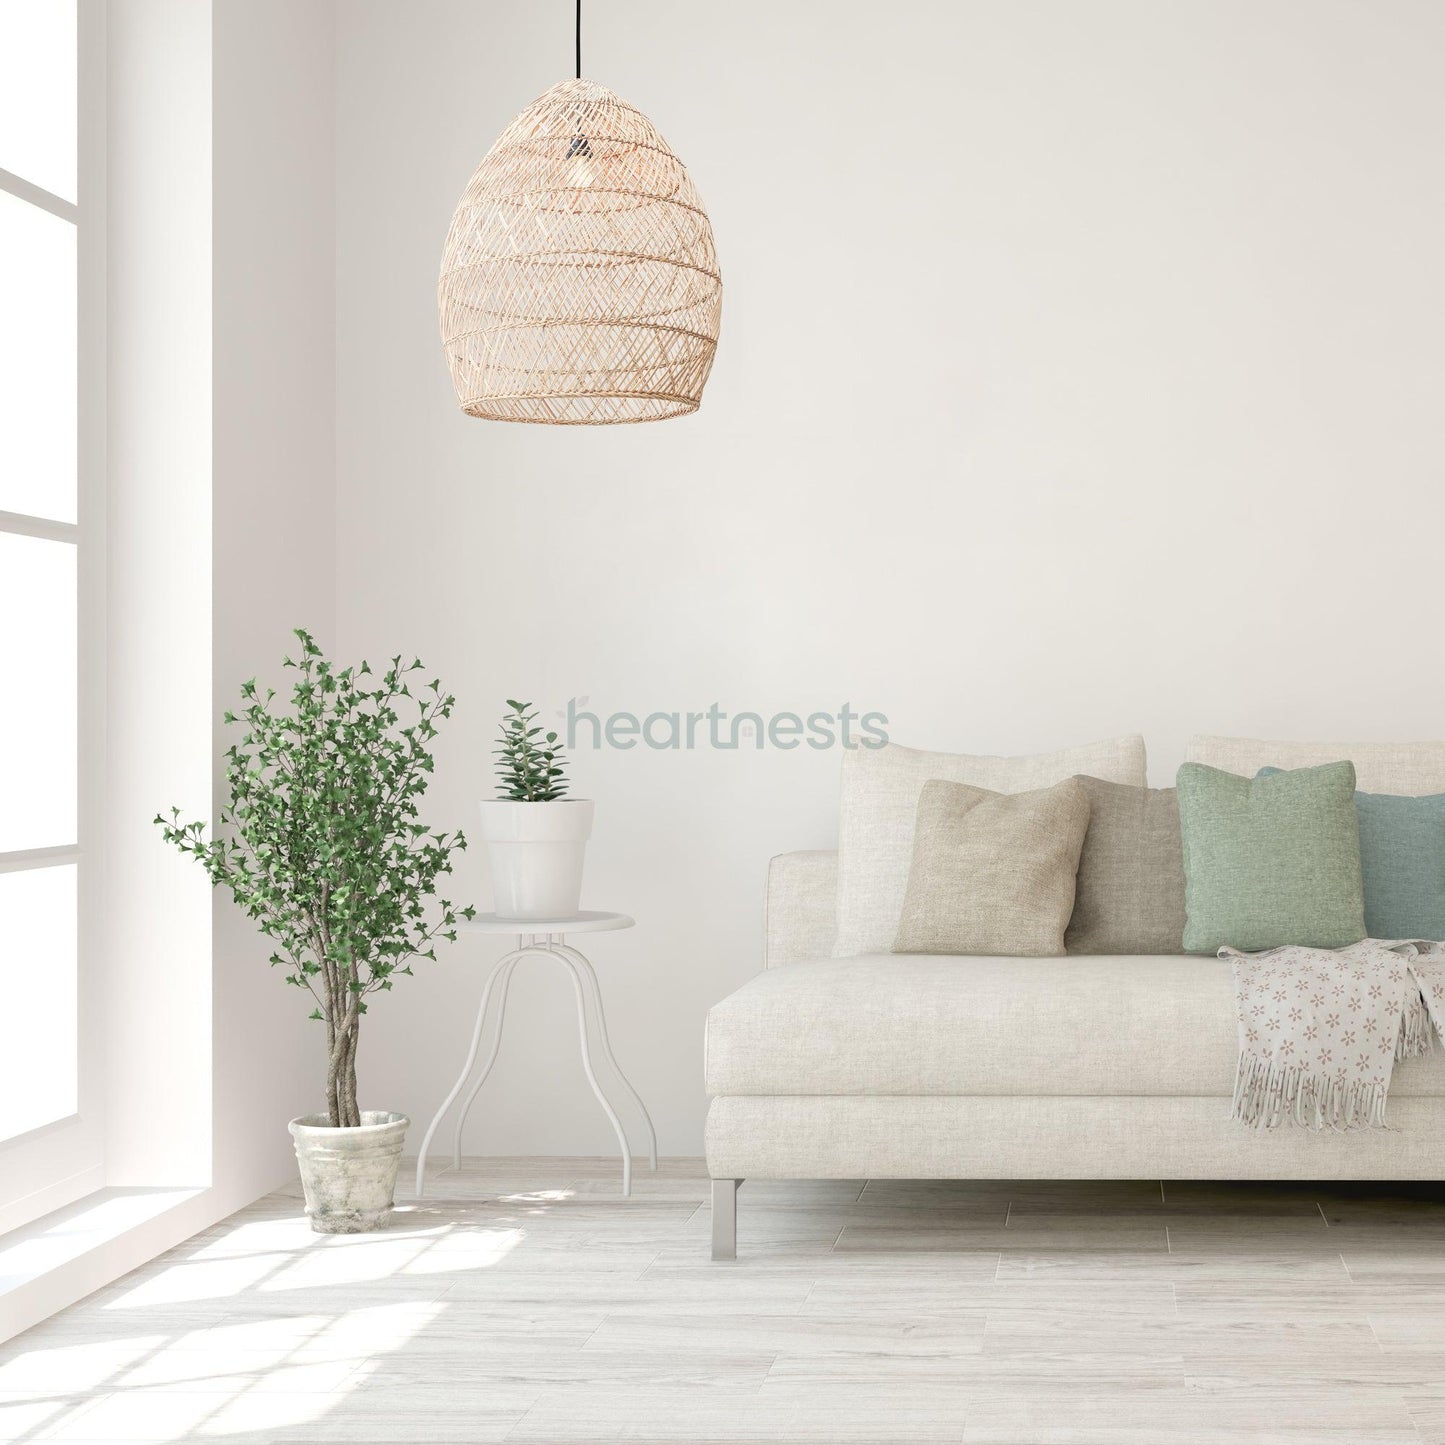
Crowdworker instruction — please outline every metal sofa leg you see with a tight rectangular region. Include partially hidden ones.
[711,1178,741,1261]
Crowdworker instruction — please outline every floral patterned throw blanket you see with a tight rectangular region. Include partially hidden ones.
[1226,940,1445,1129]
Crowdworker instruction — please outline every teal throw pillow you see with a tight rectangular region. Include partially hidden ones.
[1258,767,1445,941]
[1175,760,1366,953]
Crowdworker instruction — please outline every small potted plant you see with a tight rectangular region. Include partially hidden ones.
[477,700,592,920]
[157,630,473,1233]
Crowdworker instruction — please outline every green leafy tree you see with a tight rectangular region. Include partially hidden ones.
[494,699,569,800]
[157,629,474,1128]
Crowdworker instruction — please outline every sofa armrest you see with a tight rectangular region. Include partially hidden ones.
[765,851,837,967]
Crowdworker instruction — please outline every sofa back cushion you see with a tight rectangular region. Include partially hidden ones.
[1186,736,1445,796]
[893,779,1091,957]
[832,736,1147,957]
[1065,778,1187,955]
[1175,760,1366,953]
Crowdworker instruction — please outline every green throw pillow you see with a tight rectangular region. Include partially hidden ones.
[1258,767,1445,940]
[1175,760,1366,953]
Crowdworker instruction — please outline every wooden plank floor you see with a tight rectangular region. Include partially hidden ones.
[2,1160,1444,1443]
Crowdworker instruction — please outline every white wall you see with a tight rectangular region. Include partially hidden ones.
[104,0,214,1186]
[105,0,335,1199]
[333,0,1445,1154]
[210,0,336,1202]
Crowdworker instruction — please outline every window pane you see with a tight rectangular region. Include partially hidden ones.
[0,190,77,523]
[0,0,77,203]
[0,864,77,1141]
[0,533,76,851]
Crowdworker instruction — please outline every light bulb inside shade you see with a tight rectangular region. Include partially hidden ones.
[566,132,595,189]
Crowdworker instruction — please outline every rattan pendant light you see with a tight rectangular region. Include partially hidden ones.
[438,1,722,424]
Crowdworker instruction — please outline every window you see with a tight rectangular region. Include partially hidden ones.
[1,0,98,1227]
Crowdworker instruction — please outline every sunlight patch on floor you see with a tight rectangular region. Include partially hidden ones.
[104,1251,295,1309]
[399,1227,527,1275]
[0,1300,447,1445]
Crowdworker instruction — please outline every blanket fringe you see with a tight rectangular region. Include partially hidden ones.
[1397,986,1436,1062]
[1232,1052,1388,1131]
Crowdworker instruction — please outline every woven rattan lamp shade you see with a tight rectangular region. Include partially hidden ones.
[438,79,722,425]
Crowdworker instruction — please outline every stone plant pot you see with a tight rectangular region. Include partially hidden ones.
[288,1110,409,1234]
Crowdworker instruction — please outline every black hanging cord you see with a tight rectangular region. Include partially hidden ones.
[566,0,591,160]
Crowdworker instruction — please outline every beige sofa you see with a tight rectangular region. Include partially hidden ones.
[702,735,1445,1259]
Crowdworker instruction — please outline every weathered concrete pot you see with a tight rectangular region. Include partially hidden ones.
[288,1110,409,1234]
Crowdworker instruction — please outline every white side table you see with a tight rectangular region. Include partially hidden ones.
[413,912,657,1197]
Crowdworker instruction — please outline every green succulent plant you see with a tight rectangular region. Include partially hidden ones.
[494,699,569,801]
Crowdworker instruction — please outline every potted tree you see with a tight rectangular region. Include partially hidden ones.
[157,629,473,1233]
[476,700,592,920]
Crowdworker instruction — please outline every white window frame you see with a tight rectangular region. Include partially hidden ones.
[0,1,106,1236]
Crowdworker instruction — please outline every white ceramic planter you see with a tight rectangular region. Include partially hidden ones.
[477,799,594,920]
[289,1110,409,1234]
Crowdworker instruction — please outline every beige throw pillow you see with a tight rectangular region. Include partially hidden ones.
[1064,777,1187,955]
[832,735,1146,956]
[892,778,1091,957]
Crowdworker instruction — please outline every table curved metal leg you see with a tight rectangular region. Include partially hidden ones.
[413,947,527,1198]
[553,942,658,1172]
[549,947,635,1196]
[451,952,524,1169]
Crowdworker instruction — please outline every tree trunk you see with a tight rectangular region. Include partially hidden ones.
[343,1027,360,1127]
[325,1015,360,1128]
[325,1016,341,1128]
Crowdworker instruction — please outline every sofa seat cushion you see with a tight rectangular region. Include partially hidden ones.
[704,955,1445,1098]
